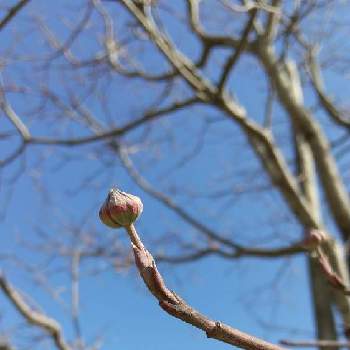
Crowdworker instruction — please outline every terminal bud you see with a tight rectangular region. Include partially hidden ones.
[99,188,143,228]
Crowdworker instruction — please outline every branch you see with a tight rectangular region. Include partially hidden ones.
[217,8,257,91]
[186,0,243,49]
[0,0,30,31]
[280,339,350,348]
[263,0,282,43]
[106,49,211,82]
[116,0,318,231]
[0,83,31,141]
[124,224,285,350]
[119,0,216,96]
[40,2,93,63]
[219,94,318,229]
[310,239,350,335]
[117,142,321,254]
[0,273,71,350]
[0,78,30,167]
[117,146,238,248]
[0,142,26,167]
[256,43,350,241]
[287,57,337,342]
[156,241,308,264]
[219,0,280,15]
[97,0,211,82]
[307,48,350,129]
[0,341,15,350]
[27,97,199,146]
[254,44,350,335]
[70,251,83,346]
[315,246,350,296]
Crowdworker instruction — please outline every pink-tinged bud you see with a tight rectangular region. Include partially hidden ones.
[99,188,143,228]
[302,229,327,250]
[317,250,347,290]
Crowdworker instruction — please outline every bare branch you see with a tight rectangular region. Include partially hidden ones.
[156,243,307,264]
[287,55,337,342]
[156,237,313,264]
[44,2,93,63]
[0,142,26,167]
[307,48,350,129]
[263,0,282,43]
[71,251,83,349]
[219,0,280,14]
[0,81,30,141]
[0,342,15,350]
[256,43,350,241]
[217,8,257,91]
[124,223,285,350]
[315,246,350,296]
[27,97,198,146]
[0,0,30,31]
[115,0,317,233]
[186,0,243,49]
[219,94,318,228]
[118,0,321,237]
[117,146,238,248]
[117,145,327,263]
[119,0,215,96]
[280,339,350,348]
[0,273,71,350]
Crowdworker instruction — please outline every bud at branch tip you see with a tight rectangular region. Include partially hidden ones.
[99,187,143,229]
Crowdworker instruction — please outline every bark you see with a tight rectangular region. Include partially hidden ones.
[125,224,285,350]
[286,59,341,349]
[256,44,350,241]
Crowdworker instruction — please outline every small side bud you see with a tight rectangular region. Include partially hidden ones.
[302,229,327,250]
[99,188,143,228]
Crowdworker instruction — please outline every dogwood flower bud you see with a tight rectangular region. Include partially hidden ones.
[99,188,143,228]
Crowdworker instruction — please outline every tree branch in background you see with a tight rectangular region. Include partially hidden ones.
[256,42,350,242]
[263,0,282,43]
[0,0,30,31]
[0,273,71,350]
[280,339,350,348]
[119,0,216,97]
[217,8,257,91]
[118,0,321,230]
[186,0,243,50]
[0,341,15,350]
[287,54,337,345]
[307,48,350,129]
[29,97,199,146]
[0,86,31,141]
[1,1,350,348]
[156,241,306,263]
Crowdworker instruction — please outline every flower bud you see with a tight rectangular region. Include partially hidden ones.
[302,229,327,250]
[99,188,143,228]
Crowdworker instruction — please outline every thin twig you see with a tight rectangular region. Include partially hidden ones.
[0,0,30,31]
[29,97,198,146]
[217,8,257,91]
[280,339,350,348]
[124,224,285,350]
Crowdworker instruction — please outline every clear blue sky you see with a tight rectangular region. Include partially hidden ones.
[1,1,348,349]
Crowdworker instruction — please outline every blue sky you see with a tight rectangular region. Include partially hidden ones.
[1,1,349,349]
